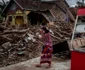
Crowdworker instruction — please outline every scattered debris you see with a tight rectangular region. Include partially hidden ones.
[0,22,73,67]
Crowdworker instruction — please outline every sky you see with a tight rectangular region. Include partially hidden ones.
[0,0,84,7]
[0,0,9,2]
[66,0,83,7]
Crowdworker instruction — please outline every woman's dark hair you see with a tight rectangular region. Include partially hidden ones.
[41,27,49,33]
[42,23,46,26]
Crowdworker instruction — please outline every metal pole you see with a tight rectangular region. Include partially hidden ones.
[71,15,78,51]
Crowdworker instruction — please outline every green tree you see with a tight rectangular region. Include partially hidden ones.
[0,0,6,22]
[77,0,85,7]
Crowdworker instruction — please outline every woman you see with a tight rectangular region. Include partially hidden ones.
[36,27,53,68]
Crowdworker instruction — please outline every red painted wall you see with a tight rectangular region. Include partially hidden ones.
[77,8,85,16]
[71,51,85,70]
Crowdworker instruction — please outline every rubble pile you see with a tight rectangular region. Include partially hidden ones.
[0,22,74,67]
[48,22,74,44]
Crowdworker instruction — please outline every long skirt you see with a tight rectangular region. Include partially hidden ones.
[40,45,53,64]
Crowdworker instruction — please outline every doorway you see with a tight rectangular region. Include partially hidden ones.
[15,16,24,25]
[28,12,48,25]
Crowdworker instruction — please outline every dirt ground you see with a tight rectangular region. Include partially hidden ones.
[0,56,70,70]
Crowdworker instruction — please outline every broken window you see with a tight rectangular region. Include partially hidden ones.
[8,16,12,22]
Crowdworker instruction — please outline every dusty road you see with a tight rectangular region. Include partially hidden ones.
[0,57,70,70]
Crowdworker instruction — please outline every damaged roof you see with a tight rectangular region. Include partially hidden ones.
[3,0,75,22]
[3,0,55,12]
[16,0,56,11]
[3,0,65,12]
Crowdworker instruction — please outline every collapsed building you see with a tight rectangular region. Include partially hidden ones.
[2,0,75,26]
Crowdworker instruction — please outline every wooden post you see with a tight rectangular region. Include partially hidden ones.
[12,15,15,25]
[71,15,78,50]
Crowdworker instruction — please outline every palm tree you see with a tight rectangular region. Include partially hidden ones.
[2,0,6,5]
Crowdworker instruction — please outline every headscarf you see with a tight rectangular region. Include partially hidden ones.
[41,27,49,33]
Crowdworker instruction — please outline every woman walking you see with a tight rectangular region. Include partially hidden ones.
[36,27,53,68]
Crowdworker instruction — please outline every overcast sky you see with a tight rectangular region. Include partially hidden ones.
[0,0,9,2]
[66,0,83,7]
[0,0,84,7]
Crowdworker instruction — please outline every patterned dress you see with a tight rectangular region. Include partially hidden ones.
[40,33,53,64]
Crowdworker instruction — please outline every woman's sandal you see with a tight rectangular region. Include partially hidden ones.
[36,64,41,68]
[46,65,51,68]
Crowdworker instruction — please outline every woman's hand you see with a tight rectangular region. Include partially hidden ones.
[39,35,42,38]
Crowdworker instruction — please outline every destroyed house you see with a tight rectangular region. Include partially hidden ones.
[3,0,75,26]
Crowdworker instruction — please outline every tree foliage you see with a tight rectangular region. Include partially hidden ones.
[77,0,85,7]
